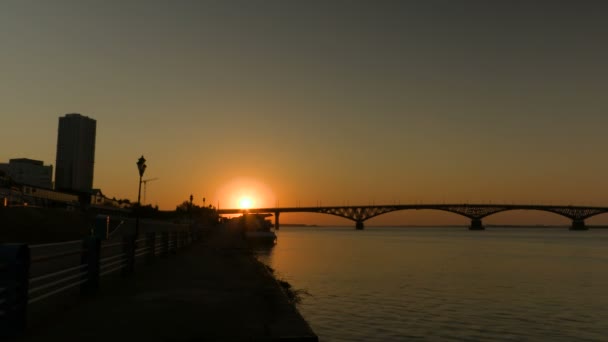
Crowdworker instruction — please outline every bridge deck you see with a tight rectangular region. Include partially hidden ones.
[19,226,317,341]
[219,204,608,229]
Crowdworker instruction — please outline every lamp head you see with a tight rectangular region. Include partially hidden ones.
[137,155,147,177]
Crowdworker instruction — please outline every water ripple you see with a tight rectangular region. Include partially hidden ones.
[258,227,608,341]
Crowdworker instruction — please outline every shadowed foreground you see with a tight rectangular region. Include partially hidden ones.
[19,226,317,342]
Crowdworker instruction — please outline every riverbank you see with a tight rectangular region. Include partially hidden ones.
[18,224,317,341]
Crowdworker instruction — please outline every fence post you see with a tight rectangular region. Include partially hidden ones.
[122,235,135,276]
[160,232,168,257]
[171,232,176,252]
[193,228,199,242]
[81,237,101,295]
[146,232,155,262]
[0,244,30,338]
[167,232,171,255]
[169,232,177,254]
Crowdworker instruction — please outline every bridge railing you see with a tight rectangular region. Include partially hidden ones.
[0,228,201,338]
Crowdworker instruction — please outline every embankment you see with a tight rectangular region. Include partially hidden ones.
[20,224,318,341]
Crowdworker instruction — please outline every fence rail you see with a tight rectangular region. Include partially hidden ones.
[0,228,201,338]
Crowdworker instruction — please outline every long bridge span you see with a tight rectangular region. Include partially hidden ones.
[217,204,608,230]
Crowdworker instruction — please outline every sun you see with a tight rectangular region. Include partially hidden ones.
[238,196,254,209]
[215,177,275,209]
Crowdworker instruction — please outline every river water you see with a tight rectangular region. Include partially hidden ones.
[255,227,608,341]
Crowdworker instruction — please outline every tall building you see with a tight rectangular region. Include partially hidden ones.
[0,158,53,189]
[55,113,96,194]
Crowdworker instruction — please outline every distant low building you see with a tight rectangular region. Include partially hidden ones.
[22,185,79,207]
[91,189,130,209]
[0,158,53,189]
[1,184,78,208]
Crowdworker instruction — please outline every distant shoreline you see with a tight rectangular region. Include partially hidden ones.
[277,223,318,227]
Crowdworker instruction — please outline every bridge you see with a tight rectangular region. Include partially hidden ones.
[217,204,608,230]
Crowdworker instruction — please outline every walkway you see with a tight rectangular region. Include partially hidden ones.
[20,226,318,341]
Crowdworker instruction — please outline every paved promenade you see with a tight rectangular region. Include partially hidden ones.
[20,226,318,341]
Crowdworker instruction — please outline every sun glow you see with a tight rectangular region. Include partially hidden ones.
[215,177,276,209]
[238,196,254,209]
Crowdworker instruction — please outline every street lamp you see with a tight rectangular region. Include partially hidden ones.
[135,155,147,237]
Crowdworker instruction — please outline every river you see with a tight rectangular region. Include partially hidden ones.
[255,227,608,341]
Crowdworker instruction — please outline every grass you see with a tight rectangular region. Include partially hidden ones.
[265,265,311,305]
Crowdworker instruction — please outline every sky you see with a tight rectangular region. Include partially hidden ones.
[1,1,607,225]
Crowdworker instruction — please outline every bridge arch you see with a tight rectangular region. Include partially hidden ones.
[585,212,608,225]
[365,209,469,227]
[481,209,571,226]
[308,206,492,230]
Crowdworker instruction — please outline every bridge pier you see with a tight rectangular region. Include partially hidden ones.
[469,218,484,230]
[355,220,364,230]
[570,219,587,230]
[274,211,280,230]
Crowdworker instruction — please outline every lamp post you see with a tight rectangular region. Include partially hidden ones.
[135,156,147,238]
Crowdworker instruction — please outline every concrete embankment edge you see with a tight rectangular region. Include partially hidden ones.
[252,253,319,341]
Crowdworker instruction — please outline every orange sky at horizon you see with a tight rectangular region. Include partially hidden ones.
[1,2,607,225]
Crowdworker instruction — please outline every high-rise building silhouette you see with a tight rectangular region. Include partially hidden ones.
[55,113,96,194]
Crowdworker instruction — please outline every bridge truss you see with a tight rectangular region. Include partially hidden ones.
[218,204,608,230]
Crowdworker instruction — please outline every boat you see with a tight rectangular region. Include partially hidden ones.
[240,213,277,245]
